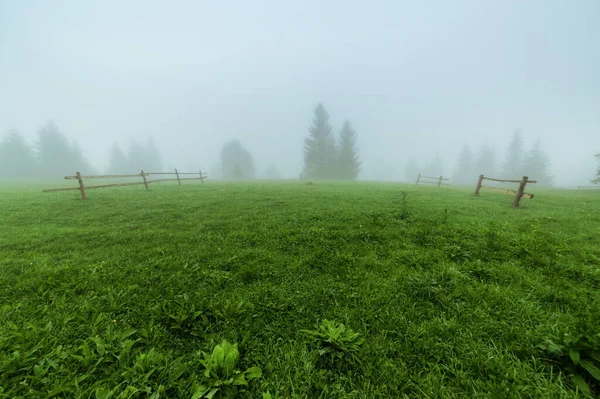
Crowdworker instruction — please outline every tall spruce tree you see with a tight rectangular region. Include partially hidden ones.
[36,122,95,177]
[474,143,497,178]
[0,129,38,178]
[146,137,163,172]
[523,139,553,186]
[593,153,600,184]
[452,144,474,184]
[107,143,129,174]
[405,159,419,181]
[502,129,525,178]
[303,103,336,179]
[337,120,361,180]
[424,154,444,177]
[127,139,147,171]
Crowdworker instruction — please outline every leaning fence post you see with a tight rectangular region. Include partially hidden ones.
[141,170,149,191]
[199,170,204,184]
[512,176,528,208]
[438,175,443,188]
[415,173,421,185]
[175,168,181,185]
[76,171,87,200]
[474,174,484,196]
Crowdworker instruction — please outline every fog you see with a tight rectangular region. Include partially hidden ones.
[1,1,599,185]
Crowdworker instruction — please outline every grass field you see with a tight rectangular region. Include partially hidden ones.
[1,181,599,398]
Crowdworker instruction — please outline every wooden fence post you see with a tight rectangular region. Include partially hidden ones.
[76,171,87,200]
[438,176,443,188]
[141,170,149,191]
[474,174,484,196]
[512,176,528,208]
[415,173,421,185]
[199,170,204,184]
[175,169,181,185]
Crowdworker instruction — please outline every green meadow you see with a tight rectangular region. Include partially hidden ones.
[1,181,599,398]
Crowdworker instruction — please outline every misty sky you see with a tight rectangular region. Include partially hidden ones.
[1,1,599,184]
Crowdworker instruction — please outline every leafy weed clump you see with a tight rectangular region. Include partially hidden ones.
[300,320,364,369]
[193,340,262,398]
[538,332,600,397]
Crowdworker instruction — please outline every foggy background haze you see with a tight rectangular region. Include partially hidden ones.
[1,0,599,184]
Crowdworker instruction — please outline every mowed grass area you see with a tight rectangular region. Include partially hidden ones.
[1,180,599,398]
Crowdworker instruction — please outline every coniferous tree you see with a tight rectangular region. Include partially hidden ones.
[474,143,497,178]
[592,154,600,184]
[405,159,419,181]
[337,120,361,180]
[107,143,129,174]
[523,139,553,186]
[0,129,38,178]
[36,122,95,177]
[127,139,147,171]
[452,144,474,184]
[424,154,444,177]
[502,129,525,178]
[304,103,336,179]
[125,137,162,172]
[220,139,255,180]
[145,137,163,172]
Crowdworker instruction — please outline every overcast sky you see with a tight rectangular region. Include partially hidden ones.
[1,0,599,184]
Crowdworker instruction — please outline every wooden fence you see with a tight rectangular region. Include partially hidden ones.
[415,174,449,188]
[43,169,208,200]
[554,185,600,192]
[474,175,535,208]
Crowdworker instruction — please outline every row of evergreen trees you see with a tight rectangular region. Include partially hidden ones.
[0,122,163,178]
[451,130,553,186]
[303,104,361,180]
[0,123,96,178]
[106,139,163,174]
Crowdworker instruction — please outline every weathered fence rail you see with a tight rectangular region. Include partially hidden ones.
[43,169,208,200]
[474,174,535,208]
[415,174,449,188]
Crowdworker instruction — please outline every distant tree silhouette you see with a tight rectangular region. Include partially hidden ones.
[107,143,129,174]
[304,103,337,179]
[232,164,244,179]
[405,159,419,181]
[337,121,361,180]
[452,144,474,184]
[265,164,281,179]
[502,129,525,178]
[145,137,163,172]
[36,122,95,177]
[127,137,162,172]
[424,154,444,177]
[523,139,553,186]
[0,129,37,178]
[593,154,600,184]
[474,143,497,178]
[220,139,255,180]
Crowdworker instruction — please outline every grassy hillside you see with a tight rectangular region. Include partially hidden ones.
[1,181,599,398]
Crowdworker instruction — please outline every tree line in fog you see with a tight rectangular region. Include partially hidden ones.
[1,117,598,186]
[405,130,555,186]
[0,122,163,178]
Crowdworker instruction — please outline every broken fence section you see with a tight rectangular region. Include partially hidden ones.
[415,174,450,188]
[474,175,536,208]
[43,169,208,200]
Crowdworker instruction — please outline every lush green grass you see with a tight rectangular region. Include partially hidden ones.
[1,180,599,398]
